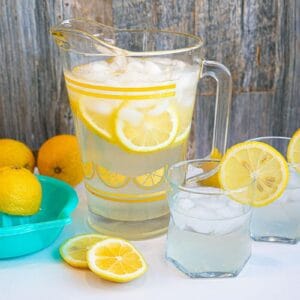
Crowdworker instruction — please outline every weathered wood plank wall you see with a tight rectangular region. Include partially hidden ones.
[0,0,299,157]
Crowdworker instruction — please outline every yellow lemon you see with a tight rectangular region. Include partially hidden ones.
[87,238,147,283]
[60,234,107,268]
[219,141,289,207]
[0,167,42,215]
[37,135,83,186]
[0,139,35,172]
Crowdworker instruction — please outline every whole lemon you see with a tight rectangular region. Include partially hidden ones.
[0,167,42,215]
[0,139,35,171]
[37,135,83,186]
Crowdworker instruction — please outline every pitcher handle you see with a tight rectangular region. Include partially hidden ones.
[200,60,232,155]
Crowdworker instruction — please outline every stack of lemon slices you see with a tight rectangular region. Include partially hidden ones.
[60,234,147,283]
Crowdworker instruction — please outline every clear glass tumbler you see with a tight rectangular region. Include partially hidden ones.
[166,159,252,278]
[250,137,300,244]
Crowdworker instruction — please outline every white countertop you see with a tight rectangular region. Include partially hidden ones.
[1,184,300,300]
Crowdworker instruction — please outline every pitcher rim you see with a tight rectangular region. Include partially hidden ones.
[51,18,203,56]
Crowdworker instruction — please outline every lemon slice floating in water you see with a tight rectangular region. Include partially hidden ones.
[82,162,95,179]
[116,102,178,153]
[219,141,289,207]
[134,166,165,189]
[96,165,129,188]
[78,99,121,142]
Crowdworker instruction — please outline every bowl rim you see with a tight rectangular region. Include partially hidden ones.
[0,175,78,236]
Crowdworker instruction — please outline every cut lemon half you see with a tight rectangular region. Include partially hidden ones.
[134,166,165,189]
[78,98,121,142]
[116,102,178,152]
[96,165,129,188]
[87,238,147,283]
[82,161,95,179]
[60,234,107,268]
[287,129,300,171]
[219,141,289,207]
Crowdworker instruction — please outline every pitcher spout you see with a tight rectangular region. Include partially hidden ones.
[50,18,124,55]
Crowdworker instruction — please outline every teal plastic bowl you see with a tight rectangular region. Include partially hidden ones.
[0,175,78,259]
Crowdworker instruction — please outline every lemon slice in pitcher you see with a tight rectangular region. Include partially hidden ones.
[82,161,95,179]
[219,141,289,207]
[78,98,121,142]
[116,102,178,152]
[134,167,165,189]
[287,129,300,170]
[96,165,129,188]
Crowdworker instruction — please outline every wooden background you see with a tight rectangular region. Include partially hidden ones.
[0,0,299,157]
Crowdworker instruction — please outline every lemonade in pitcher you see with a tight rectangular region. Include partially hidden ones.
[65,57,199,238]
[52,19,232,239]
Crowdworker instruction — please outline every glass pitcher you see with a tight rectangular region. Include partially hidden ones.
[51,19,232,240]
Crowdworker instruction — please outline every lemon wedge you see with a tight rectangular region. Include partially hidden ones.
[219,141,289,207]
[87,238,147,283]
[60,234,107,268]
[115,102,178,152]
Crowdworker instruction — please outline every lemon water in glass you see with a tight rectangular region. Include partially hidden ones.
[166,160,252,278]
[250,137,300,244]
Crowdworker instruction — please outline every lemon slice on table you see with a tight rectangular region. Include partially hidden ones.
[87,238,147,283]
[78,98,121,142]
[96,165,129,188]
[60,234,108,268]
[115,102,178,152]
[219,141,289,207]
[134,166,165,189]
[287,128,300,170]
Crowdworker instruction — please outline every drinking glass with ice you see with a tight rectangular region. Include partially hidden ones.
[166,159,252,278]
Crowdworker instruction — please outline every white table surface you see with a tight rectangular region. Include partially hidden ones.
[1,184,300,300]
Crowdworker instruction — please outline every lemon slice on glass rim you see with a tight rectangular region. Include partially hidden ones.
[219,141,289,207]
[115,101,178,153]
